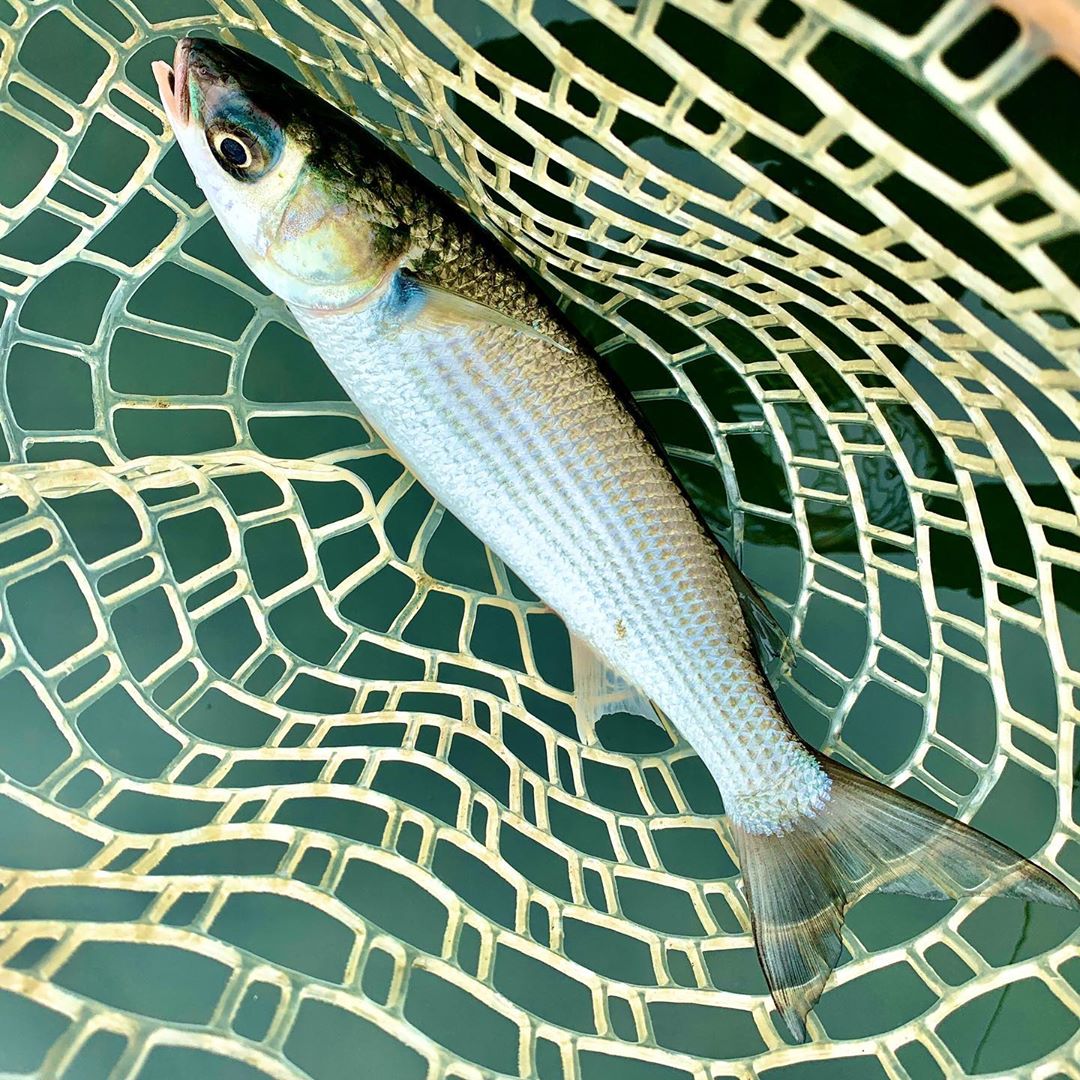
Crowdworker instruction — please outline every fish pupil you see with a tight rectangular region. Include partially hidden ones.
[220,136,249,166]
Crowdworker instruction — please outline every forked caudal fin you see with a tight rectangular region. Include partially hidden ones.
[730,754,1079,1042]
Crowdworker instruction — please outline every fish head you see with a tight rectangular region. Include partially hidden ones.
[153,37,410,313]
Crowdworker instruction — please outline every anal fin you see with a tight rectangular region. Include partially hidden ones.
[571,635,660,734]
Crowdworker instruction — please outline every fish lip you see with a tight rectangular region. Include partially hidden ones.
[152,36,193,127]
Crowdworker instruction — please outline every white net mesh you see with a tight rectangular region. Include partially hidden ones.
[0,0,1077,1076]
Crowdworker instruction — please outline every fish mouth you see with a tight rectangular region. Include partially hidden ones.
[152,37,193,128]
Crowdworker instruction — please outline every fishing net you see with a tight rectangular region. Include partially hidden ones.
[0,0,1077,1075]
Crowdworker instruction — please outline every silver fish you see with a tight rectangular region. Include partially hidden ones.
[154,37,1078,1039]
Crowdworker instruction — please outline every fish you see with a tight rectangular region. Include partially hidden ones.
[153,37,1078,1040]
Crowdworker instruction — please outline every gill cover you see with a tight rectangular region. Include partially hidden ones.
[264,173,406,312]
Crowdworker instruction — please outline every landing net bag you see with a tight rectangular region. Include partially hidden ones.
[0,0,1076,1076]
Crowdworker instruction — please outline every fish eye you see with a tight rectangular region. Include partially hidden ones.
[218,133,251,166]
[205,99,283,181]
[211,129,255,171]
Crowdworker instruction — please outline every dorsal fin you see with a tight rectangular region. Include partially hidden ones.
[717,545,794,676]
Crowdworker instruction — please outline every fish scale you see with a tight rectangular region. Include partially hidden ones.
[293,286,829,826]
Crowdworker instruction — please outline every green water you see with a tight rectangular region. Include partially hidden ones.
[0,1,1078,1077]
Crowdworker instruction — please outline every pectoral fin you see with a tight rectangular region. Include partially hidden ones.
[718,546,794,676]
[571,635,661,731]
[403,273,571,353]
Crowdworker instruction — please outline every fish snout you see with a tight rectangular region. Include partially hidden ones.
[151,37,193,127]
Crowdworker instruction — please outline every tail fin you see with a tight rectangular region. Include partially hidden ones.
[731,754,1078,1042]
